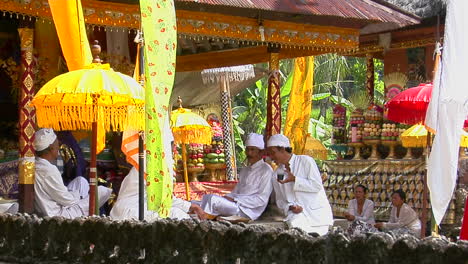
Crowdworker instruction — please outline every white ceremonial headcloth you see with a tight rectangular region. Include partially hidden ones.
[267,134,291,148]
[245,133,264,149]
[34,128,57,151]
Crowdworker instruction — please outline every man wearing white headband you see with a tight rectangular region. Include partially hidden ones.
[200,133,273,221]
[267,134,332,235]
[34,128,112,218]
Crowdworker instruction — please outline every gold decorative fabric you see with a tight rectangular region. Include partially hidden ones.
[284,56,314,155]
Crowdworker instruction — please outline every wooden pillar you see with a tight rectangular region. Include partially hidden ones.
[17,27,36,213]
[266,46,281,139]
[366,53,375,103]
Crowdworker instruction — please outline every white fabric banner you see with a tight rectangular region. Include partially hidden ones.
[425,0,468,225]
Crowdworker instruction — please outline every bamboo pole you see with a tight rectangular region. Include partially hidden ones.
[89,121,98,215]
[182,144,190,200]
[138,133,145,220]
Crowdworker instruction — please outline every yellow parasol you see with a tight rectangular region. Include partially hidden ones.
[303,134,328,160]
[171,97,212,200]
[31,43,144,215]
[401,124,468,147]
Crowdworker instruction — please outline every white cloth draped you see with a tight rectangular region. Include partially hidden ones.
[347,199,375,224]
[201,159,273,220]
[110,167,191,221]
[425,0,468,225]
[384,203,421,237]
[272,154,333,235]
[105,30,130,65]
[34,157,112,218]
[0,202,18,214]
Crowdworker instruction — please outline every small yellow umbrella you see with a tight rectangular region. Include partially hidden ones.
[31,51,144,215]
[304,135,328,160]
[401,124,468,147]
[171,98,212,200]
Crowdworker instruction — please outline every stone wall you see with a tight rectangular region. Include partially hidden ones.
[0,214,467,264]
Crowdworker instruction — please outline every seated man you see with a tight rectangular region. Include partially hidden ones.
[34,128,112,218]
[110,166,206,221]
[200,133,273,221]
[267,134,333,235]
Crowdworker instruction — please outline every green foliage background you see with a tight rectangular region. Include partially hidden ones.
[232,55,385,165]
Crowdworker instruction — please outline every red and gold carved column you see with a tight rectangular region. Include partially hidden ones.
[366,53,375,104]
[266,46,281,139]
[18,27,36,213]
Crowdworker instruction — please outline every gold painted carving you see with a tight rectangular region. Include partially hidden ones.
[19,160,35,184]
[1,0,359,51]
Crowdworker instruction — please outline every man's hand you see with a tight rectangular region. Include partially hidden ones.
[343,212,355,221]
[374,222,384,229]
[189,203,207,220]
[223,196,235,202]
[289,205,303,214]
[279,170,295,184]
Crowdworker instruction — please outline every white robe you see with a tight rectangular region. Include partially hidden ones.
[110,167,192,221]
[272,154,333,235]
[384,203,421,237]
[347,199,375,224]
[34,157,112,218]
[202,159,273,220]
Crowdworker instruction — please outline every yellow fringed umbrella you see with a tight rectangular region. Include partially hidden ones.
[32,63,144,132]
[303,135,328,160]
[400,124,468,148]
[171,98,212,200]
[31,53,144,215]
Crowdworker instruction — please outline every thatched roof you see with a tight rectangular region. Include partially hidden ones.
[383,0,446,18]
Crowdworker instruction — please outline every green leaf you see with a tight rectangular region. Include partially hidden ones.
[330,95,353,108]
[280,71,293,98]
[255,79,262,90]
[312,92,331,101]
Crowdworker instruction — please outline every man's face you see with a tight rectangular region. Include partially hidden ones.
[267,146,287,165]
[245,146,262,164]
[49,139,60,160]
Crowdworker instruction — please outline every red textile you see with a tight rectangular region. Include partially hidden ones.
[460,198,468,240]
[174,181,237,201]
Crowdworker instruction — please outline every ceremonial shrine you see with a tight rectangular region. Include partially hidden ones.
[0,0,466,245]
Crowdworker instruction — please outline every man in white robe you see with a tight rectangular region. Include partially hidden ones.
[34,128,112,218]
[111,118,206,221]
[200,133,273,220]
[267,134,333,235]
[110,166,206,221]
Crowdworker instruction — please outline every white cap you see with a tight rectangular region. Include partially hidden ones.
[267,134,290,148]
[245,133,264,149]
[34,128,57,151]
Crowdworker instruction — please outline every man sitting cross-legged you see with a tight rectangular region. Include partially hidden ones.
[200,133,273,221]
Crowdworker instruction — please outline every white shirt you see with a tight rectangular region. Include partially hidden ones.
[273,154,333,228]
[34,157,82,218]
[384,203,421,236]
[225,159,273,220]
[347,199,375,224]
[110,167,191,221]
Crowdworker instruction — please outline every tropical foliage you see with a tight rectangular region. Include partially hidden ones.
[232,54,385,163]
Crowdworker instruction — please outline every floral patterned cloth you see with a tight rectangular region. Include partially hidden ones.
[140,0,177,217]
